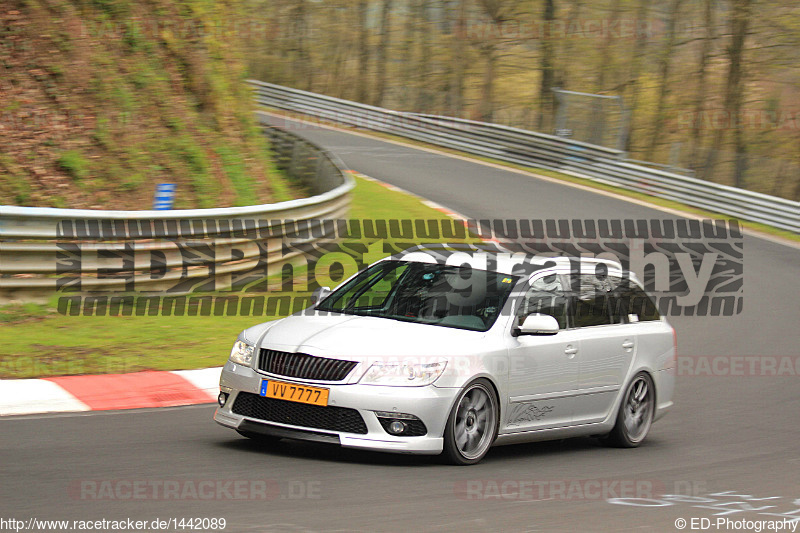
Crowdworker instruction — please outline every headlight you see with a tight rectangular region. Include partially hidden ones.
[229,340,255,366]
[359,360,447,387]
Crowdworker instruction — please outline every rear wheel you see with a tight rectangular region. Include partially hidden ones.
[443,379,499,465]
[604,372,655,447]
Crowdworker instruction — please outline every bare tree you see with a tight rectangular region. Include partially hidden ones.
[557,0,582,91]
[622,0,651,152]
[590,0,622,145]
[645,0,686,161]
[593,0,623,94]
[445,0,467,116]
[356,0,369,103]
[688,0,715,169]
[703,0,754,187]
[401,0,416,108]
[329,3,351,98]
[296,1,314,90]
[537,0,557,131]
[375,0,393,106]
[476,0,507,121]
[414,0,433,112]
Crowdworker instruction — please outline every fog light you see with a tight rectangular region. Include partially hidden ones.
[374,411,427,436]
[217,392,229,407]
[388,420,406,435]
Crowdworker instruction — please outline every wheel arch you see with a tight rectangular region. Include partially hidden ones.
[609,366,659,425]
[463,374,503,435]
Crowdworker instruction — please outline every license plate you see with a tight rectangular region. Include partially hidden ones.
[260,379,329,407]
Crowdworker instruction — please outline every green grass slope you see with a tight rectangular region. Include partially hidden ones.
[0,0,297,209]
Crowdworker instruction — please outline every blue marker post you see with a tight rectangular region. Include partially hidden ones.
[153,183,176,210]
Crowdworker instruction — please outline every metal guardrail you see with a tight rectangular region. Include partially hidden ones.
[0,126,355,300]
[250,80,799,234]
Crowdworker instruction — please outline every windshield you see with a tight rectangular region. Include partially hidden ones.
[316,261,519,331]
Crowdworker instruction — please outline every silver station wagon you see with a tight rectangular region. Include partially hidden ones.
[214,244,676,464]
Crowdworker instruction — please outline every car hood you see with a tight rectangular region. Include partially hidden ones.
[247,313,488,361]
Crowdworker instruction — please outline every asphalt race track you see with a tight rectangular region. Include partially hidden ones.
[2,118,799,532]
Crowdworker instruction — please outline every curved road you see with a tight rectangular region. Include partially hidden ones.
[2,118,799,532]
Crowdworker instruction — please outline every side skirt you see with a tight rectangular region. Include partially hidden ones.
[494,421,615,446]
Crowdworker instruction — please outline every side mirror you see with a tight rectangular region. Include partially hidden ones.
[311,286,332,305]
[515,313,560,336]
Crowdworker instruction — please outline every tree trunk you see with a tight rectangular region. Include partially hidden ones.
[476,0,505,122]
[558,0,582,91]
[590,0,622,145]
[286,0,312,91]
[593,0,622,94]
[374,0,392,106]
[479,43,497,122]
[356,0,369,103]
[689,0,715,170]
[703,0,753,185]
[414,0,432,113]
[622,0,650,153]
[329,6,348,98]
[447,0,467,116]
[645,0,685,162]
[793,160,800,201]
[794,141,800,201]
[537,0,556,132]
[402,0,416,109]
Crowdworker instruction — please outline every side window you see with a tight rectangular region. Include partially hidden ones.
[325,263,406,311]
[517,274,568,330]
[614,280,661,322]
[571,274,625,327]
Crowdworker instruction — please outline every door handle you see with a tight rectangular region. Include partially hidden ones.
[564,345,578,357]
[622,340,635,350]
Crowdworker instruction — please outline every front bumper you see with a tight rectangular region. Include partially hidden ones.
[214,361,456,455]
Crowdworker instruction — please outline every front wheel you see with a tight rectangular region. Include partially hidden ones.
[604,372,655,447]
[443,379,499,465]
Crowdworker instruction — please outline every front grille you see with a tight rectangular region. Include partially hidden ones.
[232,392,368,435]
[258,349,357,381]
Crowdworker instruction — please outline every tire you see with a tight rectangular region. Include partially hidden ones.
[443,379,499,465]
[236,430,280,445]
[604,372,655,448]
